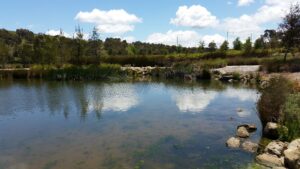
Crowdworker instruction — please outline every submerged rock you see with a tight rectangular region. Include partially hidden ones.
[283,139,300,169]
[256,153,284,168]
[237,126,250,138]
[242,141,259,153]
[226,137,241,148]
[265,141,287,156]
[264,122,279,139]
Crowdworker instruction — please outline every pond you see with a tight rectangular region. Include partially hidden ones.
[0,80,262,169]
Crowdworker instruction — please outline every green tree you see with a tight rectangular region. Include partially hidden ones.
[254,37,265,49]
[198,41,205,52]
[73,25,85,64]
[244,37,252,54]
[0,41,9,68]
[279,3,300,61]
[87,27,102,64]
[233,37,243,50]
[220,40,229,51]
[208,41,217,52]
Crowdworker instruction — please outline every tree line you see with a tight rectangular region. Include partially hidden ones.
[0,4,299,67]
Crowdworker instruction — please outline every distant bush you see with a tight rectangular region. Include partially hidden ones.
[261,58,300,73]
[257,76,293,124]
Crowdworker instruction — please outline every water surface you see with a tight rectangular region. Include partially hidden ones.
[0,80,262,169]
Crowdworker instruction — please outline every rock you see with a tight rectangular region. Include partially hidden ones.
[256,153,284,168]
[242,141,259,153]
[237,126,250,138]
[283,139,300,169]
[264,122,279,139]
[226,137,241,148]
[288,139,300,150]
[184,74,193,81]
[220,74,234,81]
[265,141,287,156]
[238,124,257,133]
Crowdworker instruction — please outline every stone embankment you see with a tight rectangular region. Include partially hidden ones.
[212,65,261,83]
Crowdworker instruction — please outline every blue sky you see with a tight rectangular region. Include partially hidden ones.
[0,0,298,47]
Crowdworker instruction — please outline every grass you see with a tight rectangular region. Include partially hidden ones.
[257,76,293,124]
[281,93,300,141]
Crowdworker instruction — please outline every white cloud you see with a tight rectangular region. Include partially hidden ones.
[122,36,136,43]
[238,0,255,6]
[170,5,219,28]
[146,30,201,47]
[46,29,71,38]
[202,34,226,46]
[146,30,226,47]
[75,9,142,34]
[221,0,300,40]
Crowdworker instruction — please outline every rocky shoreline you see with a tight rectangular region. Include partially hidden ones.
[226,122,300,169]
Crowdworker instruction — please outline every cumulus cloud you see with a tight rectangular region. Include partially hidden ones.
[170,5,219,28]
[75,9,142,34]
[202,34,226,46]
[238,0,255,6]
[146,30,226,47]
[46,29,71,38]
[146,30,201,47]
[221,0,300,40]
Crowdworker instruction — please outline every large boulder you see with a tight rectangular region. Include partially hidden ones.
[242,141,259,153]
[265,141,287,156]
[256,153,285,168]
[264,122,279,139]
[226,137,241,148]
[283,139,300,169]
[237,126,250,138]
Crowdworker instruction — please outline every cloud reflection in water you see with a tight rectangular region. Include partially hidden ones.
[172,89,217,113]
[86,84,139,113]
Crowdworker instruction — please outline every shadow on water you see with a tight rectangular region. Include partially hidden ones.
[0,79,262,169]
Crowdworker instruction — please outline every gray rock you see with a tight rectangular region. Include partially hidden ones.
[242,141,259,153]
[264,122,279,139]
[256,153,284,168]
[238,124,257,133]
[226,137,241,148]
[237,126,250,138]
[284,139,300,169]
[265,141,287,156]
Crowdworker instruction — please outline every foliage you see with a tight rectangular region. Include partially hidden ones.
[281,93,300,141]
[279,3,300,60]
[220,40,229,51]
[208,41,217,52]
[233,38,243,50]
[257,76,293,124]
[243,37,252,54]
[261,58,300,73]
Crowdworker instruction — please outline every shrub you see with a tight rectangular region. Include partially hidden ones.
[257,76,293,124]
[281,93,300,141]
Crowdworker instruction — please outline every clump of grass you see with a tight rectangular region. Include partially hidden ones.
[280,93,300,141]
[257,76,293,124]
